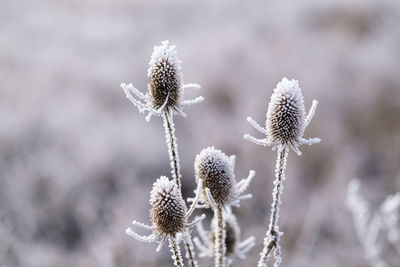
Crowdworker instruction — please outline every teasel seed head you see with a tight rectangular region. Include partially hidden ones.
[195,147,235,207]
[266,77,305,148]
[147,40,183,112]
[121,40,203,121]
[244,77,320,155]
[150,176,187,237]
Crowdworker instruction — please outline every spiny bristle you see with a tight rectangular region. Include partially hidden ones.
[194,147,234,207]
[266,77,306,147]
[147,40,183,111]
[150,176,187,237]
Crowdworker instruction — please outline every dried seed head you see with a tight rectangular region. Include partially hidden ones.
[147,40,183,111]
[211,214,240,256]
[150,176,187,237]
[195,147,234,207]
[266,77,305,148]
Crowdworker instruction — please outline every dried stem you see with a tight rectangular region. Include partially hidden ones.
[169,238,185,267]
[258,148,288,267]
[162,110,181,188]
[163,110,200,266]
[214,206,226,267]
[184,240,199,267]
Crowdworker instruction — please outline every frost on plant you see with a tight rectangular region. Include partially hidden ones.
[347,179,400,267]
[380,193,400,253]
[193,213,256,263]
[121,40,204,122]
[191,146,255,267]
[244,77,320,156]
[125,176,205,255]
[192,146,255,210]
[244,78,320,267]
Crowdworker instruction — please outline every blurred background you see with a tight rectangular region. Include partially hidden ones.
[1,0,400,266]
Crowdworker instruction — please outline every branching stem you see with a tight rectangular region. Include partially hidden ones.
[258,147,288,267]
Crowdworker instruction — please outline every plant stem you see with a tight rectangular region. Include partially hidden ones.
[162,110,181,188]
[214,206,226,267]
[258,147,288,267]
[163,110,199,266]
[184,240,199,267]
[169,238,185,267]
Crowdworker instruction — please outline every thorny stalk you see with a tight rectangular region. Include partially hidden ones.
[169,238,185,267]
[163,110,181,188]
[162,109,199,267]
[184,239,199,267]
[258,148,288,267]
[215,206,227,267]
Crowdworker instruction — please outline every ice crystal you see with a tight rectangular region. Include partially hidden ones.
[244,77,320,156]
[121,40,204,121]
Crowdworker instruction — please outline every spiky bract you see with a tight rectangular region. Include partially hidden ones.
[150,176,187,237]
[148,40,183,112]
[195,147,235,207]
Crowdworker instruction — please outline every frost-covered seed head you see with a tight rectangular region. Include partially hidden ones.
[266,78,305,147]
[150,176,187,237]
[211,214,240,256]
[147,40,183,111]
[195,147,234,207]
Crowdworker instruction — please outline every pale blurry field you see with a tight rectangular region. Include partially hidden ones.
[0,0,400,266]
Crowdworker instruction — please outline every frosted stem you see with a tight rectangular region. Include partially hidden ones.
[169,238,185,267]
[162,110,200,266]
[184,241,199,267]
[258,148,288,267]
[162,110,182,188]
[214,206,226,267]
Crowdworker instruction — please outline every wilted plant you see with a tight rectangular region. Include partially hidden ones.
[244,77,320,267]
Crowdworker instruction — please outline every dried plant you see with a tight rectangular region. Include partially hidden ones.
[194,213,256,264]
[347,179,400,267]
[121,40,204,188]
[125,176,205,267]
[192,147,254,267]
[121,42,321,267]
[122,40,204,267]
[244,78,320,267]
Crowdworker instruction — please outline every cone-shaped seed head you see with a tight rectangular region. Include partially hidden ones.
[211,214,240,256]
[147,40,183,111]
[195,147,234,207]
[150,176,187,237]
[266,77,306,147]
